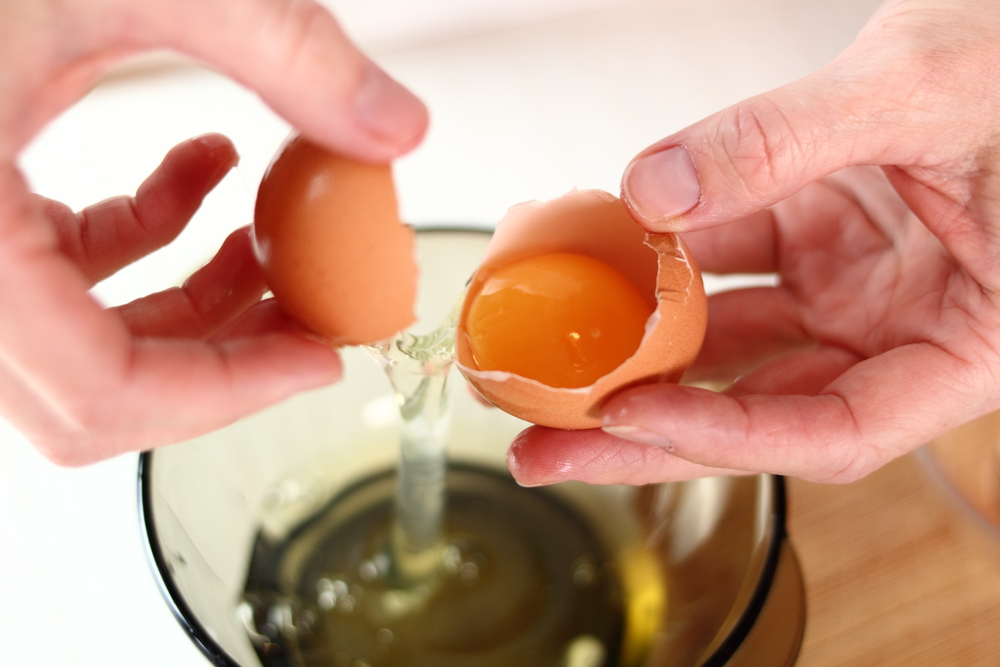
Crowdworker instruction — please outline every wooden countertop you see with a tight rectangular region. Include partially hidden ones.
[787,453,1000,666]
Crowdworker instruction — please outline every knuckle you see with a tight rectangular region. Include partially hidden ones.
[270,0,358,86]
[37,441,91,468]
[815,436,882,484]
[61,394,126,440]
[806,394,885,484]
[34,397,132,467]
[280,0,336,43]
[819,455,873,484]
[33,427,104,467]
[713,99,808,198]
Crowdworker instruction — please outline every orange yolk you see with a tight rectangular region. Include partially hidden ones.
[465,253,653,389]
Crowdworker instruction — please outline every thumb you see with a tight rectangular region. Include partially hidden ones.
[110,0,428,163]
[620,54,923,232]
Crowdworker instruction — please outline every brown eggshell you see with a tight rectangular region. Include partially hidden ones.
[455,190,706,430]
[253,135,417,345]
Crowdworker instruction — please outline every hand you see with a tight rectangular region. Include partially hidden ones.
[509,0,1000,486]
[0,0,428,465]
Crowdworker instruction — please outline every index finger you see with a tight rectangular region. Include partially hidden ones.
[18,0,428,164]
[599,342,988,484]
[41,133,239,285]
[681,208,778,275]
[131,0,428,161]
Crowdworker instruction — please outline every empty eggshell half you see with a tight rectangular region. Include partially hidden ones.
[455,190,707,430]
[253,135,417,346]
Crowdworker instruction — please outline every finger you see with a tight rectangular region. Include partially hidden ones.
[619,37,963,233]
[0,358,71,455]
[110,0,428,162]
[880,164,1000,291]
[725,345,862,397]
[575,347,859,484]
[20,334,341,466]
[601,342,987,483]
[115,226,266,339]
[507,426,748,487]
[43,133,238,285]
[210,298,305,342]
[680,208,778,275]
[683,170,901,278]
[0,165,341,465]
[686,286,810,384]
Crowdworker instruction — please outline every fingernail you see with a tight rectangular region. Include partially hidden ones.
[623,146,700,228]
[601,424,675,451]
[192,133,239,180]
[506,434,546,487]
[192,132,234,151]
[354,63,428,149]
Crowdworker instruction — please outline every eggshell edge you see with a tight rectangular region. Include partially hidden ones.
[455,190,706,430]
[253,134,419,347]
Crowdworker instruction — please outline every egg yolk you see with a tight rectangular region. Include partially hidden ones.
[465,253,653,389]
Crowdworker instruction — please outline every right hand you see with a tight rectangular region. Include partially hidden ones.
[0,0,428,465]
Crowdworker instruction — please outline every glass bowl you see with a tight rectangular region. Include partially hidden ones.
[918,411,1000,545]
[138,228,805,667]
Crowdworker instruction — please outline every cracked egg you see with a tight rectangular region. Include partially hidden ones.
[253,134,417,346]
[456,190,707,430]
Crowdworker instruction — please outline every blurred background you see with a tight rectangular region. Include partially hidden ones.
[3,1,880,665]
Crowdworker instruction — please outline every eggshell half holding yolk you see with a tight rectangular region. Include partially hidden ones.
[253,135,417,346]
[455,190,706,430]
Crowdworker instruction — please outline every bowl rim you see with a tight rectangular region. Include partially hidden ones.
[915,443,1000,544]
[136,226,790,667]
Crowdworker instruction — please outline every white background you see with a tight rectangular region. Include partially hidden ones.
[4,1,880,665]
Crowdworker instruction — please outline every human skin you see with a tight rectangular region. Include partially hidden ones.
[0,0,427,465]
[509,0,1000,486]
